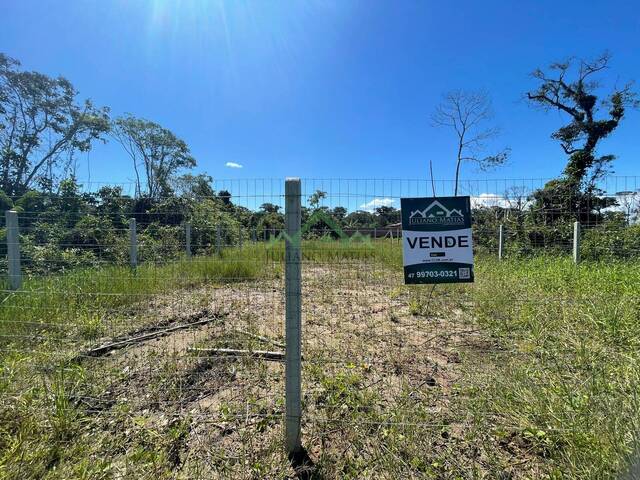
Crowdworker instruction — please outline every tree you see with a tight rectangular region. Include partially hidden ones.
[260,203,281,214]
[344,210,375,228]
[331,206,347,222]
[96,185,129,227]
[217,190,232,205]
[172,173,215,199]
[374,206,400,226]
[527,53,638,222]
[308,190,327,209]
[0,53,110,196]
[432,90,509,196]
[112,115,196,198]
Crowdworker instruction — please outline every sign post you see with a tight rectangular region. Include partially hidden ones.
[400,196,474,284]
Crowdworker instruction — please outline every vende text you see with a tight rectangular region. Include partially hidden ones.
[406,235,470,249]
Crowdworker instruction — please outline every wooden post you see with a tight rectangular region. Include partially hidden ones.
[498,224,504,261]
[5,210,21,290]
[285,178,302,454]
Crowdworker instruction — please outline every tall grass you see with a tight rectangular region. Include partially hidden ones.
[470,255,640,478]
[0,244,268,344]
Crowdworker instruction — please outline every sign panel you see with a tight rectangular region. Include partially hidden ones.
[400,196,474,284]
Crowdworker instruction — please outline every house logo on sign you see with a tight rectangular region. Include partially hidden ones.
[408,200,465,226]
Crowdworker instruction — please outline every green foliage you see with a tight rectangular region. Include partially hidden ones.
[582,224,640,260]
[0,53,110,196]
[0,190,13,211]
[111,114,196,198]
[527,54,638,225]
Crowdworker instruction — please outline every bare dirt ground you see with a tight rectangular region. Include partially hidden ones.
[77,263,542,479]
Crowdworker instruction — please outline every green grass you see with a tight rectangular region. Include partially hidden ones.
[469,255,640,478]
[0,244,269,342]
[1,241,640,478]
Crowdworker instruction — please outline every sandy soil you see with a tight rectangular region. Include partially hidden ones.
[76,262,537,479]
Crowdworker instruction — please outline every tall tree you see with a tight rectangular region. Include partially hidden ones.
[527,53,638,221]
[0,53,110,196]
[432,90,509,196]
[112,115,196,198]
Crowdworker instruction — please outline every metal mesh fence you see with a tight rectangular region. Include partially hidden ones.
[1,176,639,478]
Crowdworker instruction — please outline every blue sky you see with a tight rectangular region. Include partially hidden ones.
[1,0,639,201]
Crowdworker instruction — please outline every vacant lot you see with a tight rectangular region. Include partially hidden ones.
[1,242,639,479]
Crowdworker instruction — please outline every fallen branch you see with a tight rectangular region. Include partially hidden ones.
[188,347,287,361]
[234,329,286,349]
[82,316,222,358]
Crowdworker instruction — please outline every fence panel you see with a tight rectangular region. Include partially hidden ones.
[1,176,639,478]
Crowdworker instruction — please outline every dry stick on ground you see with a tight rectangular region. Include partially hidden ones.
[82,315,224,358]
[188,348,295,362]
[234,329,286,349]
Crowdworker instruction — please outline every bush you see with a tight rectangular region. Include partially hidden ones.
[582,224,640,261]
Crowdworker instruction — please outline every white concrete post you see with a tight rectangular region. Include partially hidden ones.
[185,222,192,258]
[573,221,581,264]
[498,224,504,261]
[285,177,302,454]
[129,218,137,268]
[5,210,21,290]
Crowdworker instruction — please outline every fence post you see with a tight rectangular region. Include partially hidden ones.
[498,224,504,261]
[285,177,302,454]
[252,228,257,243]
[129,218,137,268]
[239,225,243,248]
[216,224,222,256]
[185,222,192,258]
[573,221,581,264]
[5,210,21,290]
[373,226,377,240]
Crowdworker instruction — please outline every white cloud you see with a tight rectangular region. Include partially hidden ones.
[360,198,395,212]
[225,162,243,169]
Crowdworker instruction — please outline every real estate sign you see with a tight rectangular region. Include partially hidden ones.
[400,196,474,284]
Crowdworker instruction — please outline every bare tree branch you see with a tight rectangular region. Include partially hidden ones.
[432,89,509,195]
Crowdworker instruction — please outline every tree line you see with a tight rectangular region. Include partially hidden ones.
[1,51,639,272]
